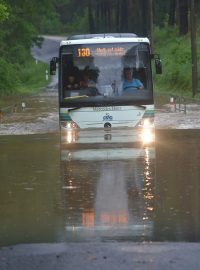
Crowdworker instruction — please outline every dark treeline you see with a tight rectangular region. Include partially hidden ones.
[56,0,200,37]
[0,0,200,95]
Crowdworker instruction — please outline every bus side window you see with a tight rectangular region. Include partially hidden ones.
[61,54,76,93]
[63,66,80,98]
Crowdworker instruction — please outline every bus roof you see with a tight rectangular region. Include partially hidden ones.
[60,33,150,46]
[67,33,138,39]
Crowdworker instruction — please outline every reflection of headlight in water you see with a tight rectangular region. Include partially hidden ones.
[65,130,77,144]
[141,128,155,144]
[138,118,155,144]
[61,121,78,144]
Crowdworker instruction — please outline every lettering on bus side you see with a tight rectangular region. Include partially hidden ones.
[93,106,122,111]
[103,113,113,121]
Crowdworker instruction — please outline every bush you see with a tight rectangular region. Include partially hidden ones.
[0,58,49,96]
[154,25,200,96]
[17,59,50,95]
[0,58,20,96]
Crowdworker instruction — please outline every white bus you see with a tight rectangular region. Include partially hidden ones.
[50,33,161,143]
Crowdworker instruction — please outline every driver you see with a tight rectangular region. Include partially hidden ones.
[122,67,144,90]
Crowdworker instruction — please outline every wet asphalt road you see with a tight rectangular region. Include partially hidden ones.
[1,242,200,270]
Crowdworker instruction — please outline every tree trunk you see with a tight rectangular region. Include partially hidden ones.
[149,0,154,51]
[179,0,188,34]
[120,0,128,32]
[168,0,176,26]
[190,0,198,96]
[107,4,111,32]
[88,0,95,33]
[115,0,120,32]
[95,2,100,32]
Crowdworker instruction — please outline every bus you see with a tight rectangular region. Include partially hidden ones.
[50,33,161,144]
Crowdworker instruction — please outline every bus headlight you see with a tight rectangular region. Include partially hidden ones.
[143,118,152,128]
[61,121,78,130]
[138,118,154,129]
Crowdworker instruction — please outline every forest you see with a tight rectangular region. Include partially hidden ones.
[0,0,200,97]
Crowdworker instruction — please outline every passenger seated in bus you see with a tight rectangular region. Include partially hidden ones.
[80,71,96,88]
[66,74,79,90]
[122,67,144,90]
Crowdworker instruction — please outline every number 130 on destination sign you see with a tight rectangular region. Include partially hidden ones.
[77,48,91,57]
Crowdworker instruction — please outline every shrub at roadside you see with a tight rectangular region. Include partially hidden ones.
[0,58,49,97]
[154,25,200,97]
[17,59,50,95]
[0,59,20,96]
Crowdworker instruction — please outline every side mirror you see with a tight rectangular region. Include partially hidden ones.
[155,58,162,74]
[50,57,58,75]
[154,54,162,74]
[151,54,162,74]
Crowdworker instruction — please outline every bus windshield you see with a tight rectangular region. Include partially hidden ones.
[60,42,153,107]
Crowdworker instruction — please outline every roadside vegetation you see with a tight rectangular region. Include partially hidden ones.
[153,25,200,98]
[0,1,51,98]
[0,0,200,99]
[0,59,49,97]
[15,60,50,95]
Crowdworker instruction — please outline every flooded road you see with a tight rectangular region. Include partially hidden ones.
[0,134,62,246]
[154,129,200,242]
[0,129,200,247]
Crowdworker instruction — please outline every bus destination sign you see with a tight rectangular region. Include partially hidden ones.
[77,47,126,57]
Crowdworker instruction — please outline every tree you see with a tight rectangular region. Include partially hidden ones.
[190,0,198,96]
[88,0,95,33]
[168,0,189,35]
[120,0,128,32]
[168,0,176,26]
[0,2,9,22]
[178,0,188,35]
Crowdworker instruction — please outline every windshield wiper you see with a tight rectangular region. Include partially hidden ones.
[64,95,89,100]
[68,107,82,112]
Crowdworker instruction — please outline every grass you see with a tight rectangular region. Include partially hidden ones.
[17,59,50,95]
[0,59,51,108]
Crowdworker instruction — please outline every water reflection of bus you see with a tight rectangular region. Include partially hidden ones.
[60,133,155,242]
[50,33,162,132]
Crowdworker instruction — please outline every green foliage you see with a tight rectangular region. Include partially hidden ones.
[0,58,49,96]
[17,60,49,94]
[153,0,169,27]
[65,8,88,34]
[37,10,62,34]
[154,25,200,96]
[0,0,52,96]
[154,24,179,46]
[0,59,20,96]
[0,2,9,22]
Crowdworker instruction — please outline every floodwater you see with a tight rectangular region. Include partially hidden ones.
[0,129,200,247]
[1,35,199,247]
